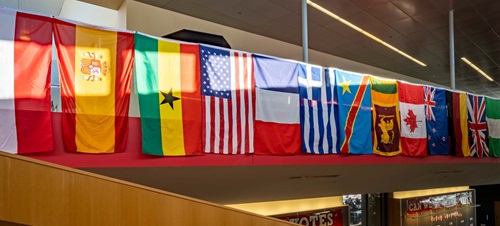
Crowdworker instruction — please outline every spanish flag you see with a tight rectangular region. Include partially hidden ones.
[371,77,401,156]
[54,19,134,153]
[0,9,53,154]
[134,33,202,156]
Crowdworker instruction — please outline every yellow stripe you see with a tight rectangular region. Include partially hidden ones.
[74,26,117,153]
[459,93,470,156]
[158,40,185,155]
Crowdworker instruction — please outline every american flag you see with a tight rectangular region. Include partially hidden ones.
[200,45,254,154]
[424,86,436,121]
[467,94,488,157]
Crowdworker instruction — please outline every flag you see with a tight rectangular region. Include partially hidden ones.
[334,69,372,154]
[298,64,337,154]
[424,86,450,155]
[134,34,202,156]
[467,94,488,157]
[0,9,53,154]
[371,77,401,156]
[398,82,426,156]
[446,91,469,157]
[486,97,500,157]
[253,55,301,155]
[200,45,254,154]
[54,19,134,153]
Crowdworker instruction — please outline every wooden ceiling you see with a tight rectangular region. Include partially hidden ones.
[137,0,500,97]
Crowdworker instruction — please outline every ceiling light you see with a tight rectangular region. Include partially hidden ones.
[306,0,427,67]
[461,57,494,81]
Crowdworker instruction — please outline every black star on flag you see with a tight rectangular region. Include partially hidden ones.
[160,88,180,110]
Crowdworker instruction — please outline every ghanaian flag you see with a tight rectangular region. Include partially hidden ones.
[371,77,401,156]
[134,33,202,156]
[54,19,134,153]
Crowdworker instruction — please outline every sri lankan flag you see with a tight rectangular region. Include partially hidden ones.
[371,77,401,156]
[134,33,202,156]
[54,19,134,153]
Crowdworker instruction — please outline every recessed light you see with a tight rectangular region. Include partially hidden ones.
[461,57,494,81]
[307,0,427,67]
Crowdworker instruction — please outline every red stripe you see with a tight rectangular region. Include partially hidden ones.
[218,98,225,154]
[14,13,54,153]
[452,92,464,157]
[54,19,77,152]
[228,89,234,154]
[250,55,256,153]
[180,44,202,155]
[243,54,250,154]
[113,32,134,153]
[209,97,216,153]
[340,75,370,153]
[233,52,241,154]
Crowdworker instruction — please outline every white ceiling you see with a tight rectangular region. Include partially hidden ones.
[0,0,64,16]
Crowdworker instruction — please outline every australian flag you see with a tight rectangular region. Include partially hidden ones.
[424,86,449,155]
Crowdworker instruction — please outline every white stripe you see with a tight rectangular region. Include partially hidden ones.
[237,53,245,154]
[329,69,337,149]
[322,102,329,153]
[303,100,311,153]
[246,54,254,153]
[0,9,18,154]
[399,102,427,138]
[204,96,211,153]
[223,98,229,154]
[486,117,500,138]
[312,101,320,154]
[214,99,220,154]
[232,51,239,154]
[255,89,300,123]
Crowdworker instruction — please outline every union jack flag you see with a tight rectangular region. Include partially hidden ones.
[467,94,489,157]
[424,86,436,121]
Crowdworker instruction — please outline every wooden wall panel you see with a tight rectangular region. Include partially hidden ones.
[0,152,296,226]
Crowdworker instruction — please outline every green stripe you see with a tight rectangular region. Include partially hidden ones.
[134,33,163,155]
[486,97,500,119]
[371,78,397,94]
[488,138,500,157]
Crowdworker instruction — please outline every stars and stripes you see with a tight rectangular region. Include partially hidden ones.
[467,94,488,157]
[200,45,254,154]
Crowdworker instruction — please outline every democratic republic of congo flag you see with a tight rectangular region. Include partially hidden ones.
[334,69,372,154]
[371,77,401,156]
[134,33,202,156]
[54,19,134,153]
